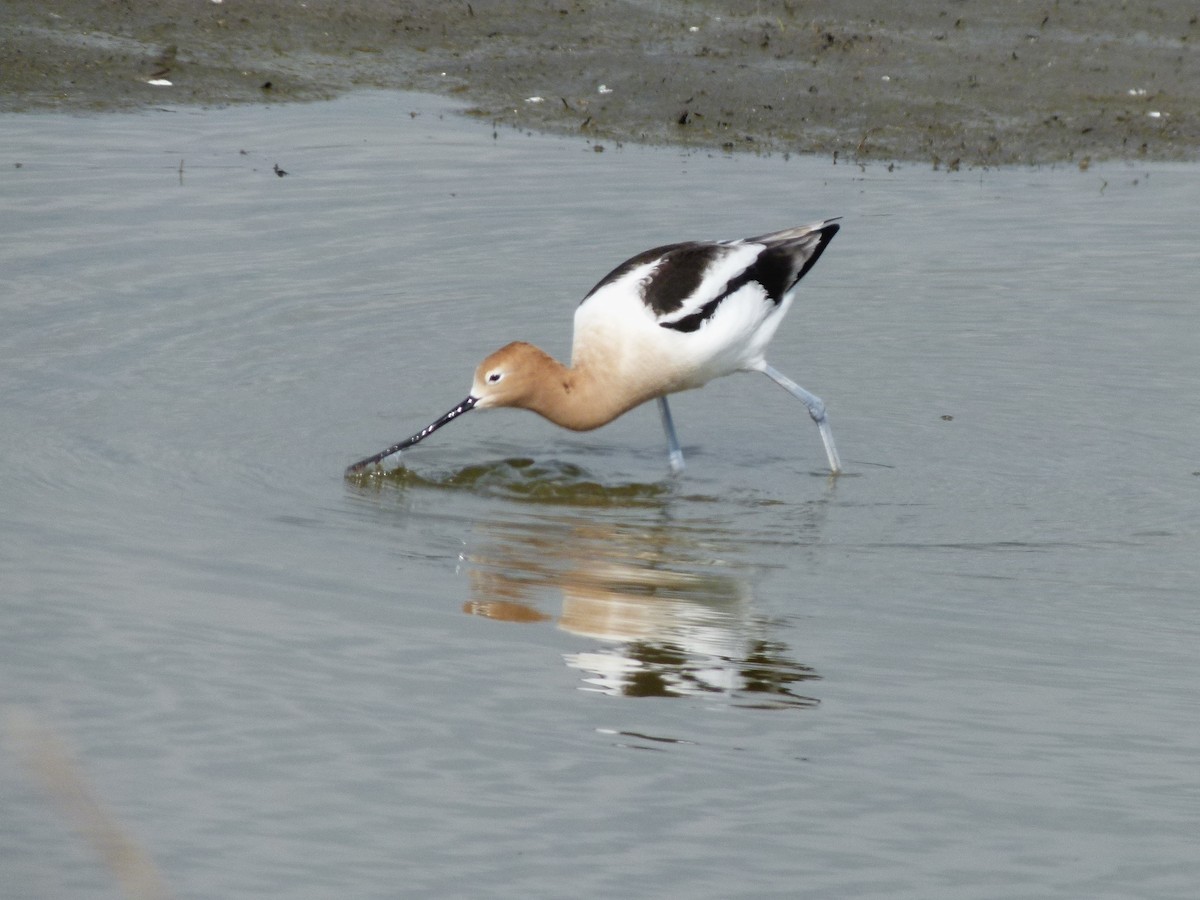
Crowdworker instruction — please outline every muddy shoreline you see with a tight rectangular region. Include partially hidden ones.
[3,1,1197,166]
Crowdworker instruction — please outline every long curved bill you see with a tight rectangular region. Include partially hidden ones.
[345,395,478,475]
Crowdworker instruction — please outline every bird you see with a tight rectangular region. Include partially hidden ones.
[346,220,843,477]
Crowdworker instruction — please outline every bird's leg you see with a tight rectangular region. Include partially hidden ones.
[657,396,686,474]
[760,363,843,474]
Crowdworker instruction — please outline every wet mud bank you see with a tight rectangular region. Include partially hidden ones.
[3,1,1197,166]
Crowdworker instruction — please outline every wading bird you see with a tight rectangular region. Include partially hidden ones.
[347,221,843,476]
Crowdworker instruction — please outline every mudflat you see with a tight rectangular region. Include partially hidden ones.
[3,0,1197,166]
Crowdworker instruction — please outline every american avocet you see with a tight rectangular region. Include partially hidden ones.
[347,221,843,476]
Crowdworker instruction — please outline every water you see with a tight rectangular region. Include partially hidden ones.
[2,92,1198,899]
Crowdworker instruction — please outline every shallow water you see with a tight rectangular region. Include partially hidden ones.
[2,93,1198,899]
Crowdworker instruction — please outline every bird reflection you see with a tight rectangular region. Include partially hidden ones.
[462,515,820,708]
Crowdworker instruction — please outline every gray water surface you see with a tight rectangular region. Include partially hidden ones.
[2,93,1198,899]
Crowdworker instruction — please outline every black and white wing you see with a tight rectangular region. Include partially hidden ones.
[578,220,839,334]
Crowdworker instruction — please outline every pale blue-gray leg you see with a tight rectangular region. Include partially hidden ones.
[760,363,843,474]
[657,396,685,474]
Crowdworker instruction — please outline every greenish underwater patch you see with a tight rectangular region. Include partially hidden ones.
[346,457,675,508]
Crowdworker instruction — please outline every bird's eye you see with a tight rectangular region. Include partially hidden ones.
[487,371,502,383]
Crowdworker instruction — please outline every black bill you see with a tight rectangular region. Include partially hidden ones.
[345,395,478,475]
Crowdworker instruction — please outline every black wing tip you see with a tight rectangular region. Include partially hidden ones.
[793,224,838,284]
[741,220,840,289]
[745,219,841,246]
